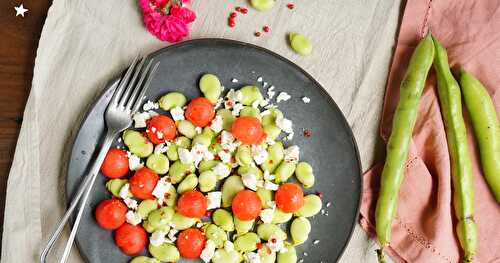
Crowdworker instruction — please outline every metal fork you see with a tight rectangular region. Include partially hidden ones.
[40,56,160,263]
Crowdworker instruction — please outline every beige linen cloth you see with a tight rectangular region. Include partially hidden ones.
[2,0,403,262]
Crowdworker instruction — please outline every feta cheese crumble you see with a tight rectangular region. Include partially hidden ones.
[150,231,167,246]
[284,145,300,163]
[232,103,244,116]
[209,115,223,133]
[302,96,311,103]
[275,116,293,134]
[264,180,279,191]
[267,86,276,99]
[132,112,151,128]
[242,173,259,191]
[195,126,202,134]
[267,235,284,252]
[224,240,234,251]
[276,92,291,103]
[119,183,131,199]
[124,198,138,210]
[260,208,274,223]
[218,150,232,164]
[207,191,222,210]
[178,148,194,164]
[125,210,142,226]
[143,100,159,111]
[212,163,231,180]
[154,143,169,154]
[257,76,263,82]
[231,78,239,83]
[251,145,268,165]
[263,170,275,181]
[200,240,217,263]
[127,152,144,171]
[245,252,261,263]
[152,176,172,203]
[170,106,185,121]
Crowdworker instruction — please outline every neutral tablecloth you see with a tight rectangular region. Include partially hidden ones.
[1,0,403,262]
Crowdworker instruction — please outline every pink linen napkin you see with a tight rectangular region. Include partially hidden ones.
[359,0,500,262]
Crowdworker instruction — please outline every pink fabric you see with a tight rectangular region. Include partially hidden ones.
[359,0,500,262]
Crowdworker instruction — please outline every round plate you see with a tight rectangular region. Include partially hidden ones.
[67,39,362,263]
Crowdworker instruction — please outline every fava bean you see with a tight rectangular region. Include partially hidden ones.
[277,244,297,263]
[130,256,160,263]
[192,134,213,147]
[146,153,169,174]
[235,145,253,166]
[290,217,311,245]
[213,209,235,232]
[212,249,242,263]
[168,160,195,184]
[177,120,197,139]
[200,74,223,104]
[289,33,312,56]
[234,232,260,252]
[234,217,254,235]
[294,194,322,217]
[275,161,296,183]
[222,175,245,207]
[239,86,264,106]
[259,246,276,263]
[175,136,191,148]
[199,171,217,192]
[272,209,293,224]
[205,224,228,248]
[240,106,261,120]
[165,186,178,207]
[149,243,180,262]
[177,173,198,194]
[199,160,219,173]
[262,109,283,126]
[256,188,274,208]
[105,178,128,197]
[170,212,198,230]
[166,144,179,161]
[123,130,153,157]
[261,142,284,173]
[137,199,158,219]
[251,0,275,11]
[237,166,263,180]
[158,92,187,111]
[295,162,314,188]
[217,109,236,131]
[263,124,281,140]
[142,220,156,233]
[148,207,174,229]
[256,223,287,240]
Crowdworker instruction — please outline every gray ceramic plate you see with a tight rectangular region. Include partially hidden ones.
[67,39,362,263]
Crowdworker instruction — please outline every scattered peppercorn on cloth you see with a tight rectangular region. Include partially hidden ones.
[359,0,500,262]
[2,0,405,262]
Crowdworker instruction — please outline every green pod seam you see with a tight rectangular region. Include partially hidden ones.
[433,37,476,262]
[375,33,435,248]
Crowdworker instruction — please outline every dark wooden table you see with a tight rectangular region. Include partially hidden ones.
[0,0,52,245]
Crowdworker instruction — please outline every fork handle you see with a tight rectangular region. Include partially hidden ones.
[40,132,115,263]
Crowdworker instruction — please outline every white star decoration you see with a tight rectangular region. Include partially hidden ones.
[14,4,28,17]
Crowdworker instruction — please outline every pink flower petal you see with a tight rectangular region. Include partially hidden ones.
[170,4,197,24]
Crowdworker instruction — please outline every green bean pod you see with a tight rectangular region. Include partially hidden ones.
[459,69,500,203]
[375,33,435,249]
[433,37,476,262]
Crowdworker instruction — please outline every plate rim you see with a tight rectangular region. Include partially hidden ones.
[66,38,363,263]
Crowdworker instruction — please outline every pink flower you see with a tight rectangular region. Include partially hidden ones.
[170,4,196,24]
[138,0,195,43]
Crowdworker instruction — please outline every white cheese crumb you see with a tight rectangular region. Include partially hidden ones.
[224,241,234,251]
[263,81,268,87]
[170,106,185,121]
[119,183,131,199]
[326,202,331,207]
[195,126,202,134]
[221,131,235,145]
[218,150,232,164]
[210,115,223,133]
[242,173,259,191]
[232,103,244,116]
[124,198,138,210]
[231,78,238,83]
[302,96,311,104]
[313,240,320,245]
[178,148,194,164]
[150,231,167,246]
[207,191,222,210]
[303,252,308,256]
[167,228,178,243]
[264,181,279,191]
[267,86,276,99]
[143,100,159,111]
[213,163,231,179]
[257,76,263,82]
[127,152,144,171]
[215,97,224,110]
[132,112,151,128]
[275,116,293,134]
[191,143,210,166]
[267,235,284,252]
[263,170,275,181]
[252,145,268,165]
[284,145,300,163]
[285,132,294,141]
[200,240,217,263]
[260,208,274,223]
[245,252,261,263]
[226,89,243,102]
[125,210,142,226]
[152,176,172,203]
[276,92,291,103]
[154,143,169,154]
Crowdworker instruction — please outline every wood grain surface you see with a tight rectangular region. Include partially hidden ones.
[0,0,52,245]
